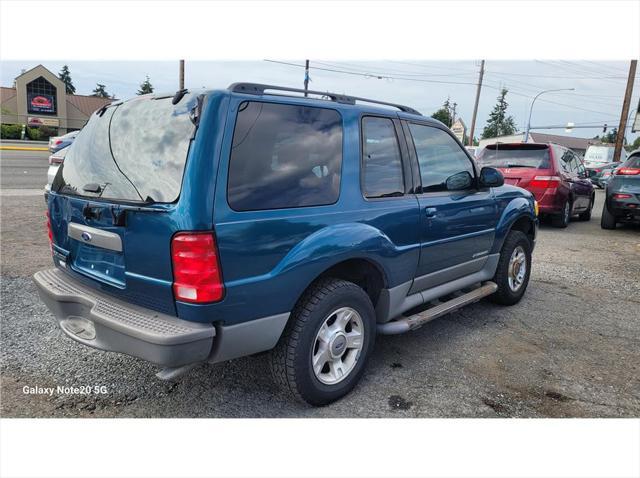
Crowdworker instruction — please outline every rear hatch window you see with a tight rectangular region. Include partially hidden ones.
[478,144,550,169]
[52,93,199,204]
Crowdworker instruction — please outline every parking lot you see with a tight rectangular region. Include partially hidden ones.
[1,147,639,418]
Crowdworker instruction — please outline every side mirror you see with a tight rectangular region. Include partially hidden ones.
[446,171,473,191]
[479,167,504,188]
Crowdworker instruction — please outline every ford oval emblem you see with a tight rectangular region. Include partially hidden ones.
[81,231,92,242]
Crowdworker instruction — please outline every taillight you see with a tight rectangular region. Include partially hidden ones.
[616,168,640,176]
[613,193,633,199]
[45,211,53,252]
[48,155,63,165]
[530,176,561,189]
[55,139,63,145]
[171,232,224,303]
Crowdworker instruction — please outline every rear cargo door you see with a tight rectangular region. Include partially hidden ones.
[49,93,200,315]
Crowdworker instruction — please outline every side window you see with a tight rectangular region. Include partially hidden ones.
[408,123,475,193]
[361,117,405,198]
[559,148,573,173]
[228,101,343,211]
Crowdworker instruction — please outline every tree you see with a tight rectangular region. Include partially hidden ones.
[602,128,618,144]
[481,88,518,139]
[137,75,154,95]
[625,136,640,152]
[58,65,75,94]
[431,98,453,127]
[91,84,110,98]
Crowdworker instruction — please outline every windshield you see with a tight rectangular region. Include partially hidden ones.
[52,93,199,203]
[478,146,550,169]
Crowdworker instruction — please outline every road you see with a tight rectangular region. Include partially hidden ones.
[1,150,639,417]
[0,148,48,192]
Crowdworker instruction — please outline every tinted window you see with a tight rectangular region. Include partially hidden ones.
[228,102,342,211]
[478,145,551,169]
[409,123,475,192]
[54,94,198,203]
[361,117,404,198]
[623,154,640,168]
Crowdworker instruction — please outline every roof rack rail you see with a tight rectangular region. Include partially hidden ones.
[228,83,421,116]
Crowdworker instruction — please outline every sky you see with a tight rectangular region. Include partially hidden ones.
[2,60,638,143]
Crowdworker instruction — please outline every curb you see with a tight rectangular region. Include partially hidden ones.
[0,146,49,151]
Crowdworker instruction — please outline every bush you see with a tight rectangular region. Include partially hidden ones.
[26,127,41,141]
[1,124,22,140]
[37,125,57,139]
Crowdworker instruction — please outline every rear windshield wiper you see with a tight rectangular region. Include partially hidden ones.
[504,164,534,168]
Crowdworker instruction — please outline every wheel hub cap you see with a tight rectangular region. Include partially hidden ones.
[508,245,527,292]
[312,307,364,385]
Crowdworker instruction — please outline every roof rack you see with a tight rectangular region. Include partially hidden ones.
[228,83,421,116]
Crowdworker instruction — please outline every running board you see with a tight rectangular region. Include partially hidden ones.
[377,281,498,335]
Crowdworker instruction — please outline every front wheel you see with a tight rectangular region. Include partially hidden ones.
[270,278,376,406]
[578,195,594,221]
[489,230,532,306]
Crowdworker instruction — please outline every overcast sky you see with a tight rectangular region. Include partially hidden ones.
[2,60,638,142]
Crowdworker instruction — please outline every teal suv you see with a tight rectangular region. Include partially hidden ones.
[35,83,538,405]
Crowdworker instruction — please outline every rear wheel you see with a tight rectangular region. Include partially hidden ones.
[600,202,617,229]
[489,230,532,306]
[270,278,376,406]
[578,195,594,221]
[551,200,571,228]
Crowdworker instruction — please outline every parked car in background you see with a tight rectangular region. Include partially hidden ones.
[34,83,538,406]
[601,150,640,229]
[477,142,594,228]
[465,146,478,158]
[45,145,69,190]
[588,162,619,188]
[48,130,79,153]
[583,144,627,170]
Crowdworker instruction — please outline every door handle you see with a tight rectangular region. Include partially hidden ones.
[424,207,437,218]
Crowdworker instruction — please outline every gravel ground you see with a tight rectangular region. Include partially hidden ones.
[1,189,639,417]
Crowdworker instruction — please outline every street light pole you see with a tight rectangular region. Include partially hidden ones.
[524,88,575,142]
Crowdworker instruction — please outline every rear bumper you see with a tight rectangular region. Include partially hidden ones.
[33,268,216,367]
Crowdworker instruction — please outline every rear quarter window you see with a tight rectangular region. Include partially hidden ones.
[227,101,343,211]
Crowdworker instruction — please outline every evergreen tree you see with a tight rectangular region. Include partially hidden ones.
[481,88,518,139]
[91,84,110,98]
[137,75,154,95]
[58,65,76,94]
[431,97,453,127]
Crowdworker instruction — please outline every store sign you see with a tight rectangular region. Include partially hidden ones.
[27,93,55,114]
[451,119,466,143]
[28,116,59,127]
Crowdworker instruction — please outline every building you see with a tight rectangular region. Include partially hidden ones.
[1,64,112,135]
[478,132,602,157]
[450,118,467,143]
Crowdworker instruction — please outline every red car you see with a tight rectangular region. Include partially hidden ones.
[478,143,595,228]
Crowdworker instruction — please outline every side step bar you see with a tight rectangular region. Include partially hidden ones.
[377,281,498,335]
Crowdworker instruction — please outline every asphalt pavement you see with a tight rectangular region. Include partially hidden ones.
[1,149,639,417]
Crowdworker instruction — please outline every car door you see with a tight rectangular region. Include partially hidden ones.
[570,152,593,210]
[402,121,499,292]
[559,148,589,211]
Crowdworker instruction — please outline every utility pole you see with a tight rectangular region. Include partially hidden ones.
[304,59,310,97]
[614,59,637,162]
[179,59,185,90]
[468,60,484,146]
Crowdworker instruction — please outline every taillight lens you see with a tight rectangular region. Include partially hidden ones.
[48,155,63,165]
[55,139,63,145]
[613,193,633,199]
[45,211,53,252]
[171,232,224,303]
[530,176,561,189]
[616,168,640,176]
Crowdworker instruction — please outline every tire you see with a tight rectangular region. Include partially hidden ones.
[600,202,617,230]
[578,195,594,221]
[489,230,532,306]
[551,200,571,228]
[270,278,376,406]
